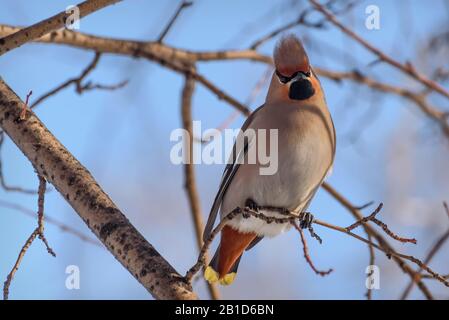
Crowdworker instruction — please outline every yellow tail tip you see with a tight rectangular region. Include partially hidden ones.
[204,266,237,286]
[219,272,236,286]
[204,266,219,283]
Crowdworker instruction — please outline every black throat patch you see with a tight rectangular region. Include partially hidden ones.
[289,79,315,100]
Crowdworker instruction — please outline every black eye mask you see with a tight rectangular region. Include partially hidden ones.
[275,70,311,84]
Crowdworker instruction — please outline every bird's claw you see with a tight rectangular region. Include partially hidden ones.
[299,212,314,229]
[244,198,259,212]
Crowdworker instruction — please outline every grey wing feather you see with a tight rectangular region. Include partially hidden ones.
[202,105,264,242]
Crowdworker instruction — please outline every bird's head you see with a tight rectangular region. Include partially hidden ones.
[267,35,321,103]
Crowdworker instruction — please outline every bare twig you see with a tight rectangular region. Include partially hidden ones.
[354,201,374,211]
[19,90,32,120]
[366,233,375,300]
[0,0,122,56]
[181,73,220,300]
[313,218,449,287]
[250,8,325,50]
[250,0,359,49]
[315,68,449,139]
[322,182,434,299]
[292,221,333,276]
[143,56,250,115]
[400,202,449,299]
[36,176,55,256]
[30,52,128,110]
[186,204,448,290]
[421,274,449,280]
[310,0,449,100]
[346,203,417,244]
[157,0,193,43]
[3,174,55,300]
[3,229,38,300]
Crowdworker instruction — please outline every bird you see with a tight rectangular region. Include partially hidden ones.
[203,34,336,286]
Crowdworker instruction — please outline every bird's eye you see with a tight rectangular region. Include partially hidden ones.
[276,70,290,84]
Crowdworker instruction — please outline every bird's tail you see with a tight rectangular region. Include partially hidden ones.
[204,225,257,285]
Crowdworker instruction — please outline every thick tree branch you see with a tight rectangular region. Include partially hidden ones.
[0,78,197,300]
[0,0,122,56]
[0,25,272,64]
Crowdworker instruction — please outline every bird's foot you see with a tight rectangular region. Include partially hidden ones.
[244,198,259,212]
[299,212,314,229]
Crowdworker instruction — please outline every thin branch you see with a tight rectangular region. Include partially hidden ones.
[325,217,449,291]
[157,0,193,43]
[30,52,128,110]
[144,57,250,115]
[181,73,220,300]
[19,90,32,120]
[313,218,449,286]
[250,8,325,50]
[400,202,449,299]
[0,0,122,56]
[366,232,375,300]
[314,68,449,139]
[310,0,449,100]
[36,176,55,256]
[292,221,333,276]
[249,0,359,50]
[322,182,434,299]
[354,201,374,211]
[346,203,417,244]
[3,228,38,300]
[421,274,449,280]
[3,174,55,300]
[186,205,449,290]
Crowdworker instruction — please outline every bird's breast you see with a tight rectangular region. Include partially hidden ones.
[221,102,335,237]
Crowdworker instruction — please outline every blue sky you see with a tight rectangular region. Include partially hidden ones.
[1,0,448,299]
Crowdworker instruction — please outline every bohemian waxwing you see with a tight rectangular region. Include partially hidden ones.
[203,34,336,285]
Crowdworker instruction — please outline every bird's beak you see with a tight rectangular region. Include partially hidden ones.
[288,72,315,101]
[291,72,309,82]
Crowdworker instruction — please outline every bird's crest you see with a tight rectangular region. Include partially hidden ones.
[274,34,310,77]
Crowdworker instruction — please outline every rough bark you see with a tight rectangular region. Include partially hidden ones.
[0,78,197,300]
